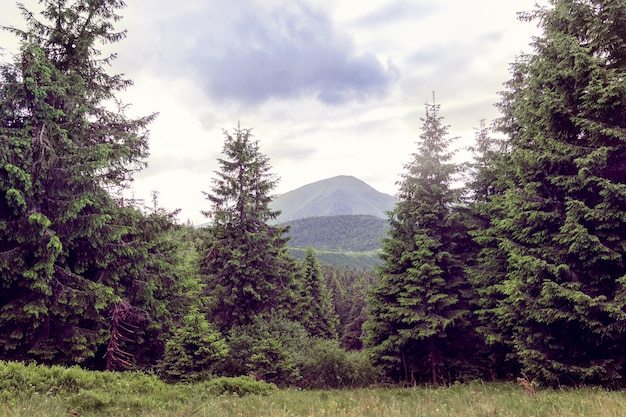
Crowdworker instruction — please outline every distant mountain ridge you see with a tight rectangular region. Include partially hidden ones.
[270,175,398,223]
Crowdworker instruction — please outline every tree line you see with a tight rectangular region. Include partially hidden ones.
[2,0,626,389]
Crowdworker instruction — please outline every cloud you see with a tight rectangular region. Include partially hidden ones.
[354,0,438,26]
[265,140,317,163]
[137,156,217,180]
[408,31,502,69]
[130,0,399,106]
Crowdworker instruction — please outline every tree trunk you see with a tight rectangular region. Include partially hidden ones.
[430,338,438,386]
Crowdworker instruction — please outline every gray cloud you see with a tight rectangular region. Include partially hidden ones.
[130,0,399,106]
[201,4,397,104]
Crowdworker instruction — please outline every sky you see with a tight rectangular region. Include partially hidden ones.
[0,0,546,224]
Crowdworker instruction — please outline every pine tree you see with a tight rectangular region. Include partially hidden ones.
[0,0,155,365]
[100,203,202,371]
[465,119,509,204]
[158,305,229,382]
[464,120,519,379]
[199,124,298,332]
[322,265,378,349]
[364,96,479,385]
[299,247,339,339]
[489,0,626,387]
[340,282,368,350]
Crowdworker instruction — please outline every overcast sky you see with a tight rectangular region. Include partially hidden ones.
[1,0,545,224]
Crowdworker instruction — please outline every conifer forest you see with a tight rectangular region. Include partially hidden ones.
[2,0,626,390]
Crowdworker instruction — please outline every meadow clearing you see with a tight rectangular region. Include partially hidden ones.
[2,379,625,417]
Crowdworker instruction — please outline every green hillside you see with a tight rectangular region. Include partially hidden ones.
[288,247,383,269]
[282,214,388,269]
[283,214,388,252]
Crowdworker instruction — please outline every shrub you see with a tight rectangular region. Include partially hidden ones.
[0,361,108,400]
[204,376,277,396]
[344,349,382,387]
[248,338,301,386]
[0,361,172,399]
[220,313,309,385]
[296,339,380,389]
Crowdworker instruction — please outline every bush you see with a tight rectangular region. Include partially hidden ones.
[220,313,309,385]
[0,361,277,415]
[0,361,174,404]
[217,314,381,388]
[0,360,107,400]
[204,376,277,396]
[249,337,301,386]
[296,339,380,389]
[344,349,382,387]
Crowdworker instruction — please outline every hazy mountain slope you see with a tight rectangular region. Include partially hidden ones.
[288,247,383,269]
[284,214,388,252]
[270,175,398,223]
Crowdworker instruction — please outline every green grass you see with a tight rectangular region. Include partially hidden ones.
[1,361,624,417]
[2,379,626,417]
[199,385,626,417]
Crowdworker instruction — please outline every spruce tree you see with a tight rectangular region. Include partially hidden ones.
[322,264,377,349]
[489,0,626,387]
[340,282,368,350]
[0,0,155,365]
[364,96,479,385]
[100,203,201,370]
[464,120,519,378]
[299,247,339,339]
[199,125,298,332]
[158,305,229,382]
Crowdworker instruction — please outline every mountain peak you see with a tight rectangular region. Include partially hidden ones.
[270,175,397,223]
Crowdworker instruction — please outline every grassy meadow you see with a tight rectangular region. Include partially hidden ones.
[2,361,626,417]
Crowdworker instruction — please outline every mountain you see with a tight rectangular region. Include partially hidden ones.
[195,175,396,269]
[283,214,388,269]
[283,214,388,252]
[270,175,398,223]
[288,247,383,270]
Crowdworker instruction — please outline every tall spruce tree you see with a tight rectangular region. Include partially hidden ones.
[464,120,520,379]
[488,0,626,387]
[299,247,339,339]
[0,1,155,365]
[364,96,479,385]
[199,125,298,332]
